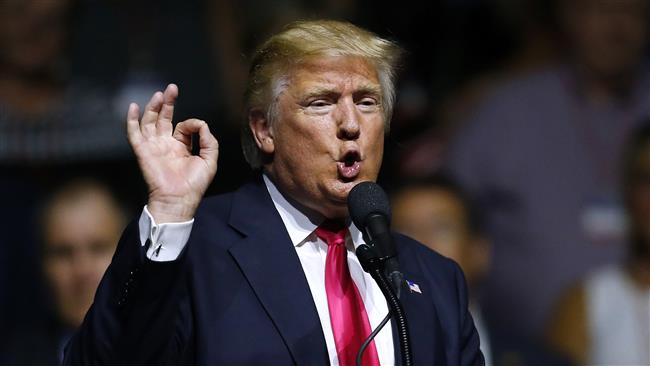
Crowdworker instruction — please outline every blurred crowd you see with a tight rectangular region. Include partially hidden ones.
[1,0,649,365]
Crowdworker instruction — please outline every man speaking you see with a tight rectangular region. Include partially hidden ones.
[64,20,483,365]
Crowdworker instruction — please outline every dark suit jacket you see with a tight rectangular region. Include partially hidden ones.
[63,177,484,365]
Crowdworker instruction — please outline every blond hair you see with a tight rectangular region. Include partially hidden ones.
[242,20,402,169]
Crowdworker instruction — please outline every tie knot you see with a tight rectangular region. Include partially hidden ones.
[315,220,348,247]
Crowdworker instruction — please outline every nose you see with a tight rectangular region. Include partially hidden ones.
[336,98,360,140]
[70,249,101,289]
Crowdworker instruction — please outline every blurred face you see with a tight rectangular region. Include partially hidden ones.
[0,0,70,74]
[43,190,122,328]
[392,187,488,287]
[260,56,385,218]
[627,146,650,245]
[563,0,649,80]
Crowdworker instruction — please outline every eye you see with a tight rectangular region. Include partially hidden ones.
[357,97,379,111]
[309,100,331,108]
[304,99,333,114]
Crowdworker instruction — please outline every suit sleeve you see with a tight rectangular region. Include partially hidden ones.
[452,261,485,366]
[62,219,194,366]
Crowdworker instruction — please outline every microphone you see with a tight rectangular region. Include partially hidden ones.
[348,181,413,366]
[348,181,403,296]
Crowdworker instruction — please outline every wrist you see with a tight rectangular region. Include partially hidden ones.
[147,198,198,223]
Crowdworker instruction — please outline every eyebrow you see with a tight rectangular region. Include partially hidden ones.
[302,87,339,100]
[354,85,382,98]
[301,84,383,100]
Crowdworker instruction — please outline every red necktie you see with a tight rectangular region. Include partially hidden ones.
[315,221,380,366]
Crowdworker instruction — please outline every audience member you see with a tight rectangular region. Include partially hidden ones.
[392,176,492,362]
[392,176,571,366]
[390,0,559,179]
[444,0,650,340]
[546,123,650,365]
[0,0,128,163]
[1,180,125,365]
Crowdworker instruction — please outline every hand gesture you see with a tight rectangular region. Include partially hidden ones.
[126,84,219,223]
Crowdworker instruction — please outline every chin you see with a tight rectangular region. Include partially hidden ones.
[319,175,375,214]
[322,204,350,219]
[330,179,357,198]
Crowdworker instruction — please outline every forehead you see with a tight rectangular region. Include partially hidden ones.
[284,55,381,94]
[44,193,121,246]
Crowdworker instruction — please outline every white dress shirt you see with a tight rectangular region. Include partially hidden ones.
[137,175,395,365]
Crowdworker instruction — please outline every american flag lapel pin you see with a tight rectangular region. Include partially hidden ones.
[406,279,422,294]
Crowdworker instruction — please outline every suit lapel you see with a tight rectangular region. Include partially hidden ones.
[227,179,329,366]
[391,272,446,365]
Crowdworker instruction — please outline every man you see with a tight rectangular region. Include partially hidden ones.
[2,180,125,365]
[64,20,483,365]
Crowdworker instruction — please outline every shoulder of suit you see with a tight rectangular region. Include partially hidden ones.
[191,179,267,233]
[185,192,239,251]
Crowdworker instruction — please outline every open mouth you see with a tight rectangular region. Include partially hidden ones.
[337,150,361,181]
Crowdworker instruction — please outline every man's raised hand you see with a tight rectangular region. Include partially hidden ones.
[126,84,219,223]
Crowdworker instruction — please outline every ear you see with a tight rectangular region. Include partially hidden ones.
[248,108,274,154]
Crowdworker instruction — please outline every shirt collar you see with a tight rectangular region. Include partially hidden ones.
[262,174,365,248]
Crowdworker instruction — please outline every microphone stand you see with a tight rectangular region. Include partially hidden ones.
[356,244,413,366]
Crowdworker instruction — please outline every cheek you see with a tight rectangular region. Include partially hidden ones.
[283,135,327,168]
[369,117,385,141]
[280,120,335,162]
[99,255,113,272]
[89,255,112,283]
[374,134,385,156]
[364,125,385,161]
[45,261,72,294]
[278,111,317,140]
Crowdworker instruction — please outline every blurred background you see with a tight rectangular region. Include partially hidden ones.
[1,0,649,365]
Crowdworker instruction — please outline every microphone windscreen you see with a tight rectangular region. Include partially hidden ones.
[347,181,391,228]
